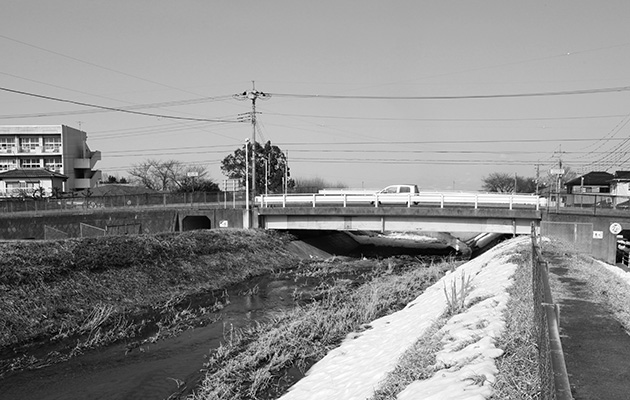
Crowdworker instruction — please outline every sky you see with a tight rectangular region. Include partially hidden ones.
[2,1,630,191]
[278,236,525,399]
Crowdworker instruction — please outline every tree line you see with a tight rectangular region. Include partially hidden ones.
[106,141,293,194]
[105,142,576,196]
[481,169,577,194]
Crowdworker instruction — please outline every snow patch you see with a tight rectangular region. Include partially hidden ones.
[278,236,528,400]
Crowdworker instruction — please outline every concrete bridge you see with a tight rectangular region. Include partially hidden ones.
[257,206,540,235]
[255,192,630,265]
[255,192,543,235]
[1,190,629,265]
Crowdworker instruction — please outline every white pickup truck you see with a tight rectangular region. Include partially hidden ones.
[373,184,420,205]
[376,184,420,195]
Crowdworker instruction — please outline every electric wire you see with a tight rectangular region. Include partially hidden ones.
[0,34,215,98]
[0,86,242,123]
[264,111,628,122]
[270,85,630,100]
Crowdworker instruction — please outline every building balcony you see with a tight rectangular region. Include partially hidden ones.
[74,151,101,170]
[74,170,102,190]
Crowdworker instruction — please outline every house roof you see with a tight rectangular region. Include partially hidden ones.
[612,171,630,181]
[0,168,68,181]
[565,171,614,187]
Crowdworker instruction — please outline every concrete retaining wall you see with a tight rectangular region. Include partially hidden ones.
[0,207,245,240]
[541,211,629,264]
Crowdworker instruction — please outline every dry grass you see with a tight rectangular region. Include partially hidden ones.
[369,318,446,400]
[443,271,474,317]
[190,258,454,400]
[0,229,299,374]
[490,248,541,399]
[543,238,630,332]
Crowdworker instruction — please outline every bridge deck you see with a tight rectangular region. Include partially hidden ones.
[257,206,542,234]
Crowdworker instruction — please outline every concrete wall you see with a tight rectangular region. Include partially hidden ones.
[0,207,245,240]
[541,211,628,264]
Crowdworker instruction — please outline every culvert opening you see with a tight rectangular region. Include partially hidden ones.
[182,215,211,231]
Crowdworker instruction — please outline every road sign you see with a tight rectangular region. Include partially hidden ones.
[610,222,622,235]
[222,179,241,192]
[549,168,565,175]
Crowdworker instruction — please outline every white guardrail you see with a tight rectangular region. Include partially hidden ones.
[255,192,545,210]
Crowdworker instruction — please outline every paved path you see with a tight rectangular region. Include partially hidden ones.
[547,254,630,400]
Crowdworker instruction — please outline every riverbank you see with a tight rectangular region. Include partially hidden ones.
[0,230,542,399]
[189,236,540,400]
[0,230,300,376]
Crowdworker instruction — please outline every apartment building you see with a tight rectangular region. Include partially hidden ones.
[0,125,101,193]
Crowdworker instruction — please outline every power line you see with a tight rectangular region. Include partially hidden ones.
[265,111,628,122]
[0,34,213,98]
[270,85,630,100]
[277,138,628,146]
[289,157,622,166]
[0,86,241,123]
[0,94,237,120]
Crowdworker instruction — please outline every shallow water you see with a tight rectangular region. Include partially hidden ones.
[0,273,304,400]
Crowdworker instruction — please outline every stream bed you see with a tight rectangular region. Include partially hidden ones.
[0,259,384,400]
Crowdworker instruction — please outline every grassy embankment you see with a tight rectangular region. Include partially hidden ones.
[190,238,541,400]
[544,238,630,331]
[190,257,457,399]
[366,243,540,400]
[0,229,299,374]
[1,230,546,399]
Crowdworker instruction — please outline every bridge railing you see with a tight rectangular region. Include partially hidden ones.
[255,192,544,210]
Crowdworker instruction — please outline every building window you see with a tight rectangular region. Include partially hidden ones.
[0,137,16,153]
[7,181,35,190]
[0,160,17,171]
[43,137,61,152]
[19,137,40,153]
[21,158,41,168]
[44,157,62,173]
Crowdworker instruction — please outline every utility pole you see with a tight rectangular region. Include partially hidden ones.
[536,164,540,196]
[234,81,270,202]
[513,172,517,194]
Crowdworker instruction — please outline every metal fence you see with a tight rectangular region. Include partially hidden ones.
[0,190,246,213]
[531,225,573,400]
[552,192,630,212]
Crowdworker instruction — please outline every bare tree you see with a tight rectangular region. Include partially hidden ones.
[481,172,537,193]
[128,159,209,191]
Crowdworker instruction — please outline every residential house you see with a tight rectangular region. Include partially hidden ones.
[0,125,101,193]
[564,171,613,207]
[609,171,630,206]
[0,168,67,198]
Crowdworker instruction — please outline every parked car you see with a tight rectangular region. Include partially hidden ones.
[373,184,420,205]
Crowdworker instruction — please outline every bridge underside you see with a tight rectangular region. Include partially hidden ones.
[258,207,541,235]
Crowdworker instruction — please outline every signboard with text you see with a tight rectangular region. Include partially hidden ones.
[222,179,242,192]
